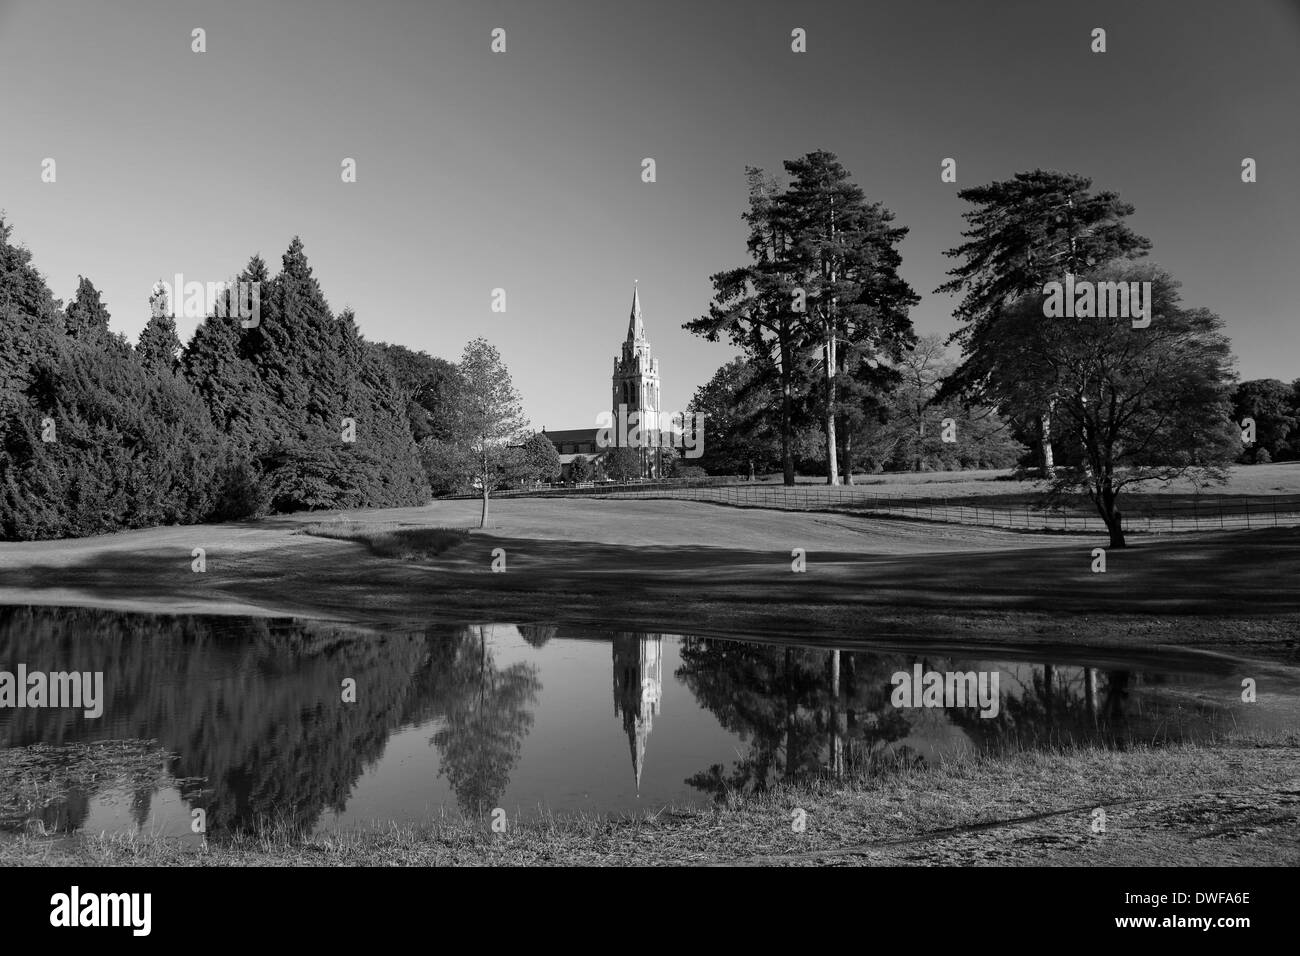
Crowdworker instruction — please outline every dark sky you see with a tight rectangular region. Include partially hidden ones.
[2,0,1297,430]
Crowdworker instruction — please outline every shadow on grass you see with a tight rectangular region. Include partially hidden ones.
[298,522,468,559]
[4,527,1300,630]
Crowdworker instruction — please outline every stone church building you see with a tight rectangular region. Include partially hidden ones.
[541,283,666,480]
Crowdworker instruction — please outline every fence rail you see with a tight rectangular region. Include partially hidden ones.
[447,479,1300,534]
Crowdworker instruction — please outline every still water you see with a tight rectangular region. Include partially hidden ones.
[0,606,1292,843]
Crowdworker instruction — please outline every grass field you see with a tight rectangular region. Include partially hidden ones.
[2,465,1299,656]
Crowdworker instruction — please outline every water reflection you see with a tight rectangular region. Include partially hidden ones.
[613,633,663,790]
[430,625,540,815]
[0,606,1287,841]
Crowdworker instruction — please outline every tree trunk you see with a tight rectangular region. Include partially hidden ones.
[824,200,840,487]
[916,406,925,472]
[843,428,854,485]
[1097,480,1125,547]
[1040,409,1055,477]
[824,327,838,485]
[1104,505,1125,547]
[480,486,489,528]
[780,339,795,486]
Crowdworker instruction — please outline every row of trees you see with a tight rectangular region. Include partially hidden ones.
[0,223,438,539]
[0,215,571,538]
[689,157,1248,546]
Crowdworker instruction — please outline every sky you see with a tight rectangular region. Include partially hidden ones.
[1,0,1298,432]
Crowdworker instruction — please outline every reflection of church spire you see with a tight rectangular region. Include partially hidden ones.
[612,632,662,792]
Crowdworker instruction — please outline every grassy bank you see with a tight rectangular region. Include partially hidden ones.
[5,739,1296,867]
[2,489,1299,661]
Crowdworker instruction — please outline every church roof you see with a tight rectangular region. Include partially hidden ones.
[541,427,600,444]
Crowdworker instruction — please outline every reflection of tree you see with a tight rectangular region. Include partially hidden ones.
[676,639,910,800]
[949,665,1196,750]
[0,606,463,838]
[431,626,541,816]
[519,624,556,649]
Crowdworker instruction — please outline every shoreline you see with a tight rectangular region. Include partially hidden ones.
[5,740,1297,867]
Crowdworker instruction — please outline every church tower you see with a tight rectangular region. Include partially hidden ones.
[612,633,663,791]
[611,282,662,477]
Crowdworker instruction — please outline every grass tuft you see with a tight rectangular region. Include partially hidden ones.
[298,521,469,560]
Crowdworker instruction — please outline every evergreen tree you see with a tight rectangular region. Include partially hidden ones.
[690,156,917,486]
[182,255,273,443]
[0,215,64,423]
[936,170,1151,471]
[1,342,224,539]
[777,151,918,484]
[136,283,182,372]
[181,241,429,513]
[687,357,796,478]
[372,342,462,443]
[687,167,809,485]
[63,275,112,341]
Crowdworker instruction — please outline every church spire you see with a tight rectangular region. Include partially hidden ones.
[627,280,643,343]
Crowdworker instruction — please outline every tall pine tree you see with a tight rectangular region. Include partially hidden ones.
[936,170,1151,472]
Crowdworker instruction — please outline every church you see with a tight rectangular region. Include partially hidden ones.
[541,283,666,480]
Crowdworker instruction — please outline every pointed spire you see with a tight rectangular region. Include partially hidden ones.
[627,280,643,343]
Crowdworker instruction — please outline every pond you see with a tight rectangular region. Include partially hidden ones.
[0,606,1292,843]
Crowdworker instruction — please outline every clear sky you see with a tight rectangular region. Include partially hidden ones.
[2,0,1297,432]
